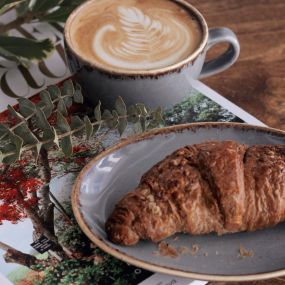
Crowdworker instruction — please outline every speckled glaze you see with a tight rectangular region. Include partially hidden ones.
[72,123,285,282]
[64,0,240,109]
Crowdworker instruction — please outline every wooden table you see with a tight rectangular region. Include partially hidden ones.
[189,0,285,130]
[187,0,285,284]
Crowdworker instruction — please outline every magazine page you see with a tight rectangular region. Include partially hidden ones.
[0,76,266,285]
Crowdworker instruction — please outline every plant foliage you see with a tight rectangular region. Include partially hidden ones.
[33,249,142,285]
[0,0,84,65]
[164,92,243,125]
[0,80,163,165]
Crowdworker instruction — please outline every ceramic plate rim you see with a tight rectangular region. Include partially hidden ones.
[72,122,285,282]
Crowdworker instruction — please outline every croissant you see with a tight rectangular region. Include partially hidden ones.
[105,141,285,245]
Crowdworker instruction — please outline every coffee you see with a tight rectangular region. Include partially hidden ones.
[67,0,203,72]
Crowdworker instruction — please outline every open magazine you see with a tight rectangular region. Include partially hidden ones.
[0,10,265,285]
[0,77,265,285]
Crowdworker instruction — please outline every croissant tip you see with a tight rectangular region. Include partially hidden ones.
[105,222,139,246]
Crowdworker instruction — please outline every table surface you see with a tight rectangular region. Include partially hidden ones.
[187,0,285,284]
[189,0,285,131]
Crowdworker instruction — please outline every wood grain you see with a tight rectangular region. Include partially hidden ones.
[188,0,285,130]
[208,279,285,285]
[185,1,285,284]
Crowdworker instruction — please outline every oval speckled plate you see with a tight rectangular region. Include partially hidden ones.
[72,122,285,282]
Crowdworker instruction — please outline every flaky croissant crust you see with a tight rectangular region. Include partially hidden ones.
[106,141,285,245]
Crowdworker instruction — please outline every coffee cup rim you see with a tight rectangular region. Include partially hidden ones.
[64,0,209,77]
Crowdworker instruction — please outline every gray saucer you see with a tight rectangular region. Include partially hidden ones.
[72,123,285,282]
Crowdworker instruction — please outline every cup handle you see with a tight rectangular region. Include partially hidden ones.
[199,27,240,79]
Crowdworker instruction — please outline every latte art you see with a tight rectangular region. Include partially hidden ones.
[69,0,203,72]
[93,6,193,70]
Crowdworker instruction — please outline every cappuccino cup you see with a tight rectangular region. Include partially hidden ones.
[64,0,240,108]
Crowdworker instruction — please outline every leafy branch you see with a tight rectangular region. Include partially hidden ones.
[0,80,164,165]
[0,0,84,66]
[0,79,163,271]
[1,80,83,139]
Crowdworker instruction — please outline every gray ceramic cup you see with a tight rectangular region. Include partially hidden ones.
[64,0,240,109]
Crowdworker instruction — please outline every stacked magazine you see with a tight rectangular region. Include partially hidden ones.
[0,9,265,285]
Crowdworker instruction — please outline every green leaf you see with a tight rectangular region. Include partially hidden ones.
[42,128,53,148]
[14,122,39,145]
[43,128,54,144]
[127,105,139,123]
[0,36,54,62]
[94,101,101,121]
[73,86,84,104]
[93,122,101,135]
[18,98,35,117]
[102,109,117,129]
[56,111,70,133]
[104,110,117,129]
[47,85,61,100]
[84,116,93,140]
[40,6,74,22]
[63,96,73,108]
[57,99,68,116]
[117,118,127,136]
[154,107,164,125]
[16,0,30,16]
[2,143,15,153]
[0,124,11,138]
[35,105,50,130]
[3,150,18,164]
[0,46,23,66]
[62,79,74,96]
[112,110,119,120]
[11,133,23,151]
[42,126,59,149]
[40,90,54,118]
[70,116,84,137]
[31,0,61,12]
[139,117,146,132]
[102,109,113,119]
[3,133,23,164]
[147,119,159,130]
[136,103,148,117]
[60,135,73,157]
[8,105,25,121]
[93,102,102,134]
[0,0,24,15]
[147,107,164,129]
[115,96,127,116]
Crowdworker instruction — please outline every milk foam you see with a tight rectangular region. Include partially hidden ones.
[69,0,202,71]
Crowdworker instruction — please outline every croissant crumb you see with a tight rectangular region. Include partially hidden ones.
[178,246,190,254]
[239,245,254,258]
[191,244,199,255]
[158,242,178,258]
